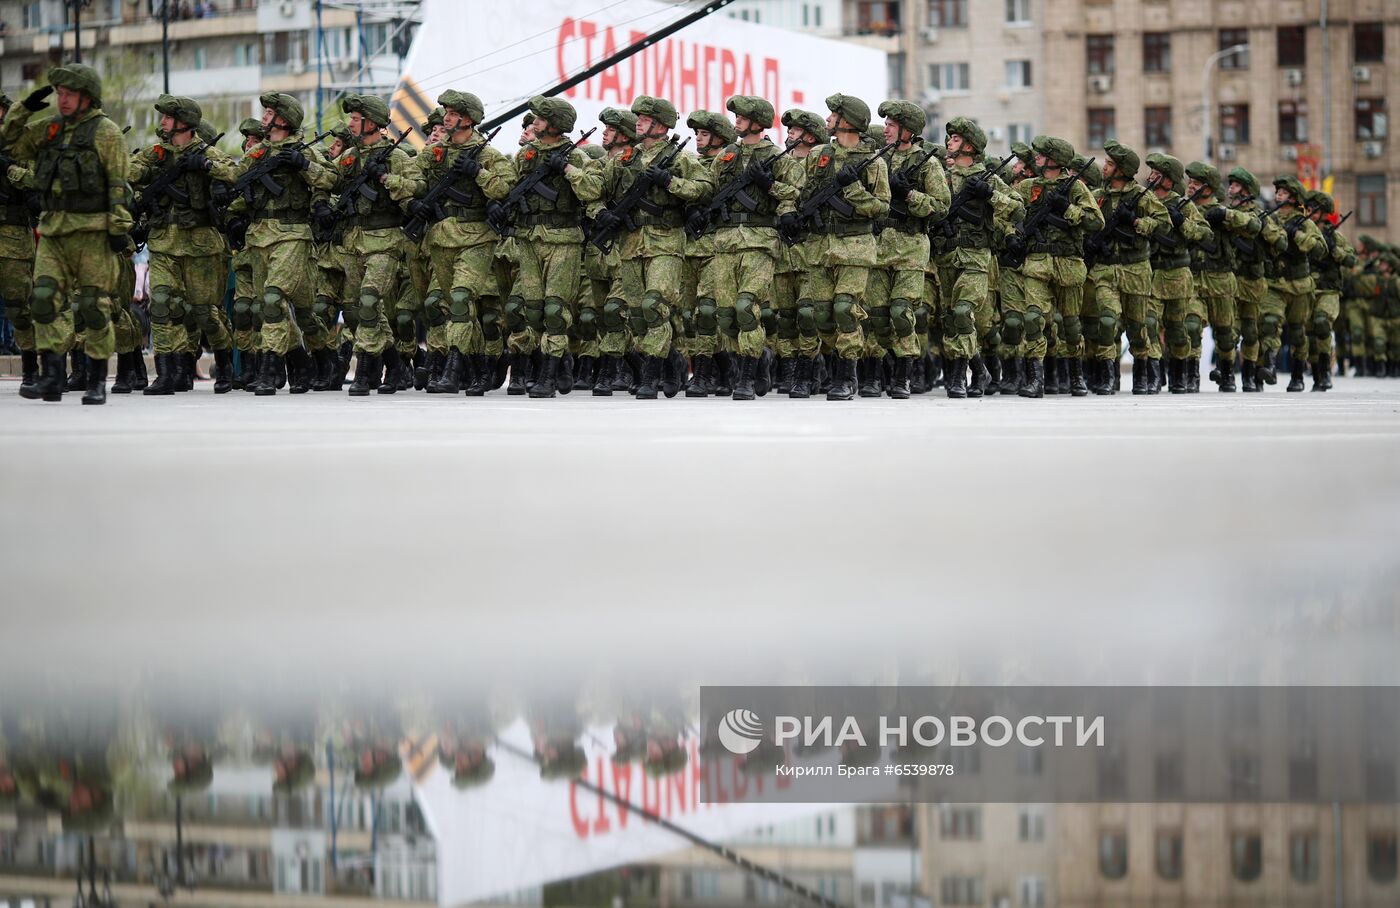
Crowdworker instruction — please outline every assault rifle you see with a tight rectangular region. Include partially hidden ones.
[401,126,502,244]
[129,132,225,249]
[326,129,411,231]
[487,126,596,236]
[1000,156,1095,268]
[1083,174,1162,267]
[684,140,794,240]
[780,140,896,246]
[588,136,689,253]
[931,152,1015,241]
[1147,184,1210,251]
[217,129,333,210]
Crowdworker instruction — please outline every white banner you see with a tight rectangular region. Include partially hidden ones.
[390,0,888,148]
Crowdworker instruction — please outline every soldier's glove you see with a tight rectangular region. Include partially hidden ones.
[1168,205,1185,229]
[645,165,673,189]
[311,201,335,228]
[968,178,994,201]
[1284,218,1301,240]
[363,156,389,180]
[835,164,861,187]
[543,151,569,175]
[1205,206,1227,227]
[277,148,311,171]
[592,209,623,235]
[454,154,482,180]
[746,163,775,192]
[685,208,710,237]
[108,233,130,254]
[1113,203,1136,226]
[225,216,249,248]
[889,171,913,200]
[130,224,149,250]
[185,151,212,173]
[484,200,509,232]
[1048,191,1071,215]
[21,86,54,112]
[1003,234,1027,260]
[777,212,803,244]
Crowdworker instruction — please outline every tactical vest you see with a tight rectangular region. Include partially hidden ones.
[1311,231,1345,291]
[1190,203,1236,274]
[712,142,781,228]
[1230,201,1268,279]
[423,142,488,221]
[615,144,684,228]
[944,167,991,249]
[1150,195,1192,271]
[1026,175,1081,257]
[339,140,405,229]
[32,115,108,214]
[881,148,935,234]
[519,142,582,228]
[1096,187,1150,264]
[1276,213,1312,280]
[0,168,28,227]
[246,143,313,223]
[798,144,876,237]
[147,145,216,230]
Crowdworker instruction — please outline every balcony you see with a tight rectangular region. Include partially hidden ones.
[109,10,259,45]
[139,64,261,98]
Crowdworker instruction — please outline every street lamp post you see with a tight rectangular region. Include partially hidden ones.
[1201,43,1248,166]
[63,0,93,63]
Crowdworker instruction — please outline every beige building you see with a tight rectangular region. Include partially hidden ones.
[918,801,1055,908]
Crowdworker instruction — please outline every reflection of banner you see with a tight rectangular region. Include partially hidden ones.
[1295,143,1322,189]
[390,0,887,151]
[414,719,834,906]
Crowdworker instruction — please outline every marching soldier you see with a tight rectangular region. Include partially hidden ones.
[776,109,827,398]
[1184,160,1257,392]
[0,90,39,396]
[1266,176,1326,392]
[1144,154,1210,394]
[227,117,268,390]
[587,106,638,395]
[1226,166,1285,392]
[681,108,736,396]
[1304,190,1355,391]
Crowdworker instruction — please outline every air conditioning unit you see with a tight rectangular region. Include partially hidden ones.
[1217,143,1236,161]
[335,59,355,75]
[920,26,939,44]
[921,89,943,108]
[280,0,297,17]
[287,58,306,75]
[986,127,1005,142]
[1282,145,1299,161]
[1353,65,1371,83]
[1285,68,1304,87]
[1364,141,1383,158]
[1089,74,1112,93]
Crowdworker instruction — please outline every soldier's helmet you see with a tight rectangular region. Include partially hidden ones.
[686,110,736,146]
[529,95,577,133]
[1273,175,1307,206]
[1031,135,1075,168]
[1011,141,1037,176]
[1185,160,1224,197]
[47,64,104,106]
[864,124,885,147]
[599,107,638,140]
[1145,152,1185,190]
[522,112,535,129]
[781,108,829,145]
[945,116,987,155]
[238,117,267,140]
[1073,154,1103,189]
[581,143,606,160]
[726,95,774,130]
[341,93,391,128]
[1227,165,1260,197]
[437,90,484,126]
[1306,190,1334,215]
[258,91,304,131]
[631,95,678,129]
[0,91,11,112]
[1102,139,1140,178]
[154,94,203,129]
[196,119,219,145]
[423,106,445,132]
[878,100,926,138]
[824,93,871,132]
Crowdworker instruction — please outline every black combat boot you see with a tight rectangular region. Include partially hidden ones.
[1131,358,1145,395]
[18,350,40,399]
[662,348,687,398]
[1185,356,1201,392]
[1258,349,1278,385]
[460,354,487,396]
[375,348,402,394]
[755,348,774,397]
[685,354,715,397]
[1313,355,1332,391]
[143,354,175,396]
[1286,356,1306,392]
[815,353,831,394]
[429,349,463,393]
[213,349,234,394]
[63,350,86,392]
[507,352,531,395]
[131,351,148,390]
[1043,355,1060,395]
[233,351,256,390]
[826,356,857,401]
[80,354,107,405]
[110,352,134,394]
[712,351,734,397]
[732,356,758,401]
[413,350,436,391]
[999,354,1023,396]
[174,352,195,391]
[253,352,283,396]
[530,355,560,398]
[308,348,335,391]
[1143,358,1160,394]
[557,352,575,394]
[858,357,882,398]
[968,354,990,398]
[888,357,912,399]
[788,356,814,399]
[635,354,663,399]
[1018,356,1044,398]
[1241,360,1259,392]
[1112,359,1121,392]
[592,355,616,396]
[1167,358,1185,394]
[776,356,798,395]
[573,355,596,391]
[930,351,944,388]
[945,358,968,399]
[983,353,1001,396]
[909,354,929,394]
[33,352,65,401]
[286,347,314,394]
[1216,352,1236,392]
[347,352,380,396]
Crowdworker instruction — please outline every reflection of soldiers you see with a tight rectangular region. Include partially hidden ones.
[0,91,40,396]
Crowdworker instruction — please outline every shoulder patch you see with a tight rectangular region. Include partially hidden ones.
[1030,185,1043,204]
[249,148,266,160]
[45,122,62,143]
[721,152,736,163]
[341,155,356,167]
[524,148,536,161]
[817,154,830,168]
[433,146,445,162]
[153,145,166,161]
[621,147,634,163]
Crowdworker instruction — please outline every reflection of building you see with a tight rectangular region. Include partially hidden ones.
[918,803,1054,908]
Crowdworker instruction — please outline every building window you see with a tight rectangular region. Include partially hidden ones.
[1231,832,1263,883]
[928,0,967,28]
[940,806,982,840]
[193,47,207,70]
[1219,104,1251,144]
[1279,101,1308,144]
[1087,107,1117,148]
[928,62,970,93]
[856,1,899,35]
[1354,22,1384,63]
[1005,0,1030,25]
[1156,829,1184,880]
[1219,28,1250,69]
[1278,25,1307,67]
[1005,60,1032,89]
[1231,752,1261,800]
[1087,34,1115,75]
[940,876,983,907]
[1356,98,1388,139]
[1291,832,1321,883]
[1145,106,1172,147]
[1371,831,1399,883]
[1143,32,1171,72]
[1099,830,1128,880]
[1018,877,1046,908]
[1018,806,1045,842]
[1290,748,1319,800]
[1016,746,1043,776]
[1368,756,1397,800]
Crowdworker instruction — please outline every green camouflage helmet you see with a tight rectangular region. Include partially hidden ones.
[581,143,606,160]
[1357,234,1377,251]
[726,95,774,129]
[238,117,266,139]
[48,64,103,105]
[1306,190,1334,214]
[599,106,638,140]
[1011,141,1037,175]
[1102,138,1140,178]
[686,110,736,145]
[864,124,885,147]
[1273,175,1307,206]
[878,99,925,137]
[945,116,987,155]
[330,125,354,146]
[929,143,948,160]
[530,94,577,133]
[0,91,11,111]
[1031,135,1075,168]
[631,95,678,129]
[1073,155,1103,188]
[437,89,484,125]
[1227,165,1260,197]
[196,119,219,144]
[825,92,870,131]
[259,91,304,131]
[1145,152,1185,190]
[422,107,444,131]
[154,94,203,129]
[781,108,828,144]
[1185,160,1224,197]
[341,93,391,128]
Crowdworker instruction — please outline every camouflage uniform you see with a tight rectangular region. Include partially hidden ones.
[586,108,639,394]
[0,94,38,392]
[679,108,735,396]
[1,67,131,404]
[1265,177,1326,392]
[773,109,827,397]
[1303,190,1355,390]
[1185,161,1257,392]
[1226,166,1285,392]
[1143,154,1211,393]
